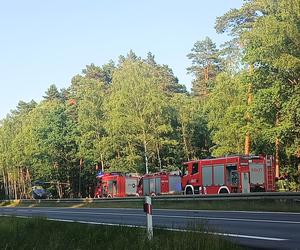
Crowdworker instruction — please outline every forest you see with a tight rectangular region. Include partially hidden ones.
[0,0,299,198]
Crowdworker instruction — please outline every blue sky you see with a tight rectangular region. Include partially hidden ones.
[0,0,243,119]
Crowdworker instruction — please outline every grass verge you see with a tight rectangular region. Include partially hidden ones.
[152,198,300,212]
[0,216,243,250]
[1,198,300,212]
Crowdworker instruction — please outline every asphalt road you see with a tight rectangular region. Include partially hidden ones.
[1,207,300,250]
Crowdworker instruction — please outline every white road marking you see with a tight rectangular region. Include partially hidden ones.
[163,228,287,241]
[154,214,300,224]
[0,214,288,241]
[155,208,300,215]
[4,206,300,215]
[4,209,299,224]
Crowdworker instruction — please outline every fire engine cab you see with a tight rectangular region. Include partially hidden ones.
[95,172,139,198]
[137,172,182,196]
[181,155,275,195]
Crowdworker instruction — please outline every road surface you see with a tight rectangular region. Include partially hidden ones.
[1,207,300,249]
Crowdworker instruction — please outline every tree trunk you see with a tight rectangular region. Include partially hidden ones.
[156,144,162,172]
[244,132,251,155]
[6,171,10,199]
[26,168,31,199]
[17,167,22,199]
[275,102,280,178]
[143,130,149,174]
[57,181,62,199]
[21,167,26,199]
[100,154,104,172]
[181,124,190,161]
[14,173,17,200]
[78,158,83,198]
[2,169,8,199]
[8,172,13,200]
[245,65,253,155]
[275,137,280,178]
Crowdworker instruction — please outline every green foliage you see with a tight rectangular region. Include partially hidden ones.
[103,59,174,173]
[171,93,211,161]
[81,61,116,85]
[1,0,300,197]
[43,84,63,101]
[187,37,223,97]
[214,0,300,175]
[205,73,248,156]
[28,100,77,181]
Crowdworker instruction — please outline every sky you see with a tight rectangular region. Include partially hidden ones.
[0,0,243,119]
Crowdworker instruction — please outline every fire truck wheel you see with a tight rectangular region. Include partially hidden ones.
[186,188,193,195]
[219,188,229,194]
[107,194,112,198]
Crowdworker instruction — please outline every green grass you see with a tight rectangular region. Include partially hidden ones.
[152,199,300,212]
[2,198,300,212]
[0,217,243,250]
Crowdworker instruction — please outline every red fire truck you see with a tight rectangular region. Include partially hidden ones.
[181,155,275,195]
[137,172,182,196]
[94,172,139,198]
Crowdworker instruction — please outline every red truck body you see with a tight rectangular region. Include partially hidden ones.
[137,172,182,196]
[95,155,275,197]
[95,173,139,198]
[181,155,275,195]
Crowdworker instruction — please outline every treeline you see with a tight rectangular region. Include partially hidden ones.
[0,0,299,198]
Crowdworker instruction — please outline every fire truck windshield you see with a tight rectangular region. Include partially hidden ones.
[180,165,187,176]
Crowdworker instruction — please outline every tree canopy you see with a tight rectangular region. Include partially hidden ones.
[1,0,299,198]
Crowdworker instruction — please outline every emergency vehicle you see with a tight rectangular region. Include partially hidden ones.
[137,172,182,196]
[95,155,275,197]
[181,155,275,195]
[94,172,139,198]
